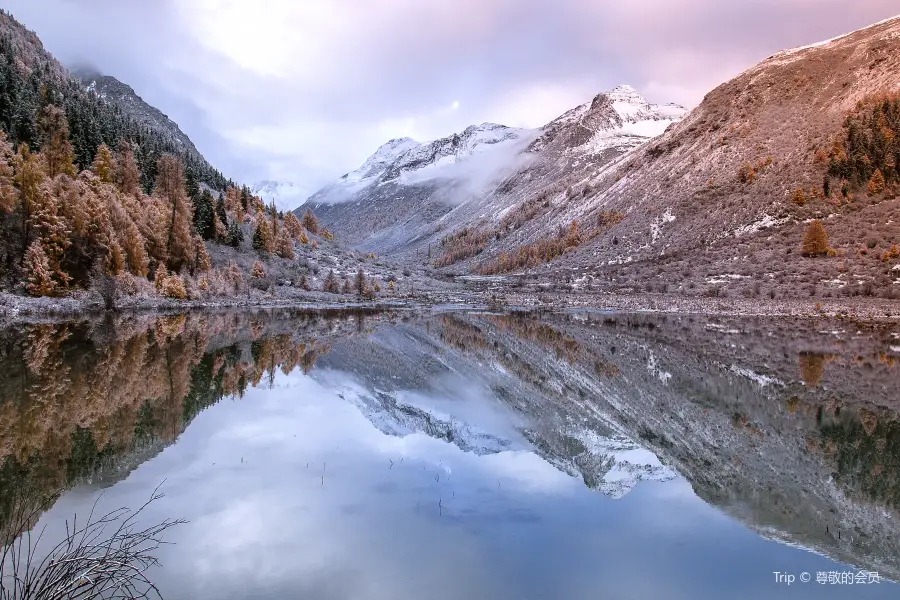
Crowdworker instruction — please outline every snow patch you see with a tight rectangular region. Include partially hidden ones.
[730,365,783,387]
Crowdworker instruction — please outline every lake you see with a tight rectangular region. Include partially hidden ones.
[1,308,898,599]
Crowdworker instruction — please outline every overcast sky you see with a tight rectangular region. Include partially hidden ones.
[3,0,897,204]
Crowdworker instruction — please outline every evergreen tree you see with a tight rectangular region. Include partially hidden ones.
[355,268,367,296]
[215,195,228,228]
[193,189,216,240]
[802,220,829,256]
[226,221,243,248]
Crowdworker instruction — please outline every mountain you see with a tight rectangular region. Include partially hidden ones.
[71,69,201,158]
[251,180,311,211]
[306,16,900,302]
[0,10,227,192]
[303,86,685,261]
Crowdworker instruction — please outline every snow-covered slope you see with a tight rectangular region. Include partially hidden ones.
[305,123,530,204]
[302,85,684,260]
[530,84,686,155]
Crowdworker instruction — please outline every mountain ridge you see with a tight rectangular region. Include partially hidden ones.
[300,85,685,261]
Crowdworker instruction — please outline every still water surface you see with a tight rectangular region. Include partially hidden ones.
[1,309,899,599]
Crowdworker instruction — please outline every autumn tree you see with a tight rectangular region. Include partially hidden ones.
[23,240,56,296]
[341,277,351,294]
[252,215,274,253]
[114,142,142,197]
[13,144,47,260]
[322,269,339,293]
[38,106,76,178]
[250,260,267,279]
[284,212,303,242]
[301,209,318,234]
[224,186,244,223]
[868,169,886,195]
[154,154,194,271]
[91,143,115,183]
[802,220,829,256]
[274,226,294,259]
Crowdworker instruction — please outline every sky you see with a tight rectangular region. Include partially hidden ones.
[2,0,898,207]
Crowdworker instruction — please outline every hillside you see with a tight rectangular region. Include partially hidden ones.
[306,17,900,303]
[0,10,226,192]
[511,13,900,301]
[0,9,443,307]
[71,68,203,162]
[303,86,685,263]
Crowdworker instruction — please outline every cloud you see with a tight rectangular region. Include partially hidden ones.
[3,0,897,209]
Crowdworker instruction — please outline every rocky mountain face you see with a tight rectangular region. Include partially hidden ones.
[301,87,685,260]
[72,68,201,158]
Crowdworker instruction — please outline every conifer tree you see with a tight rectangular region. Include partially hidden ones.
[114,141,141,197]
[215,195,228,228]
[322,269,339,293]
[301,209,319,234]
[0,131,16,213]
[355,268,367,296]
[91,143,115,183]
[226,221,243,248]
[252,215,274,253]
[38,105,76,178]
[193,189,215,240]
[154,154,194,271]
[274,226,294,259]
[23,240,56,296]
[802,220,829,256]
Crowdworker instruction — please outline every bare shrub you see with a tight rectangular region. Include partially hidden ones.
[0,484,184,600]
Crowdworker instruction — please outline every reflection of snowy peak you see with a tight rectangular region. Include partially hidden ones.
[334,383,515,455]
[581,433,678,499]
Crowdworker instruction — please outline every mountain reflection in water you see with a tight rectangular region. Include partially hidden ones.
[1,308,898,599]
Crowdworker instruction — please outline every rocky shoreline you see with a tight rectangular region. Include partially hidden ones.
[2,286,899,325]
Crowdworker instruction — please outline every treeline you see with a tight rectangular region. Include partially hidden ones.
[0,108,322,298]
[0,18,227,192]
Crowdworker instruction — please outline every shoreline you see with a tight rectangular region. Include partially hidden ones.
[2,288,898,325]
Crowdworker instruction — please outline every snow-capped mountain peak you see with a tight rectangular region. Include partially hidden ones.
[344,137,421,183]
[251,180,311,210]
[530,84,687,155]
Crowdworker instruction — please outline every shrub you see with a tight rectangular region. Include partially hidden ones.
[737,163,755,183]
[790,188,807,206]
[801,220,829,257]
[434,227,492,266]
